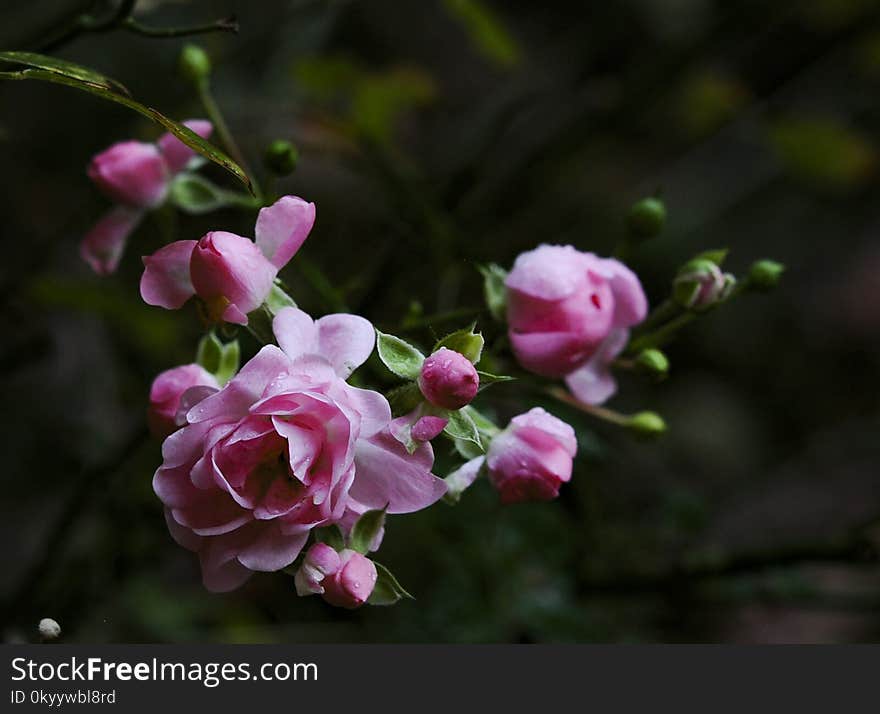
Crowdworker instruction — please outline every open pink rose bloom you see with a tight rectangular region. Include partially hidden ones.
[505,244,648,405]
[81,120,213,275]
[153,306,446,591]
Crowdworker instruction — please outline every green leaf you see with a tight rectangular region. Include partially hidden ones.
[386,383,424,417]
[0,62,253,192]
[264,281,297,316]
[443,408,483,450]
[433,322,484,364]
[196,332,240,386]
[462,405,501,438]
[196,332,223,374]
[0,51,128,93]
[694,248,728,266]
[479,263,508,321]
[349,507,386,554]
[367,562,413,606]
[313,525,345,551]
[168,173,227,214]
[376,331,425,380]
[476,370,513,391]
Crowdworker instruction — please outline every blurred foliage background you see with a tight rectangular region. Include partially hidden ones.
[2,0,880,643]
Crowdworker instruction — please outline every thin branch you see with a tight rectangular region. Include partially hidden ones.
[121,15,239,39]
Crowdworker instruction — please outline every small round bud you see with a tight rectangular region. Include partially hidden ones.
[38,618,61,641]
[418,347,479,410]
[635,348,669,377]
[673,258,729,310]
[626,197,666,240]
[747,260,784,291]
[179,44,211,85]
[264,140,299,176]
[628,411,667,438]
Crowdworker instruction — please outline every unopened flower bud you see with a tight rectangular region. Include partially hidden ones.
[673,258,730,310]
[38,618,61,641]
[747,260,784,291]
[628,411,667,437]
[626,197,666,240]
[418,347,479,410]
[179,44,211,85]
[264,140,299,176]
[295,544,377,609]
[635,348,669,377]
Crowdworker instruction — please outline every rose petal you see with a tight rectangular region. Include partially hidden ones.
[254,195,316,269]
[81,206,143,275]
[316,313,376,378]
[140,240,197,309]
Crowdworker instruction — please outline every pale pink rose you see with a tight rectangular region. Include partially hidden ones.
[505,244,647,403]
[154,306,446,592]
[148,363,220,439]
[418,348,479,410]
[82,120,213,274]
[295,544,377,609]
[485,407,577,504]
[140,196,316,325]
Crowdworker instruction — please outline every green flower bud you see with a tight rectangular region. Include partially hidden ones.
[179,44,211,85]
[635,348,669,377]
[747,260,784,291]
[673,258,730,310]
[264,139,299,176]
[626,197,666,240]
[628,411,667,438]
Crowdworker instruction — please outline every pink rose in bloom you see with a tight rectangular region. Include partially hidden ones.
[294,543,377,609]
[148,363,220,439]
[81,120,213,275]
[154,306,446,592]
[140,196,316,325]
[505,244,648,404]
[418,348,479,410]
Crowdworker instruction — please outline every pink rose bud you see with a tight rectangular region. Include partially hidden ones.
[294,542,342,596]
[148,363,219,438]
[190,231,279,323]
[487,407,577,505]
[87,141,169,208]
[418,347,479,410]
[505,245,647,378]
[319,549,378,609]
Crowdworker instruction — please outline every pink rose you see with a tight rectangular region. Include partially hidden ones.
[148,363,220,439]
[418,347,479,410]
[505,244,648,404]
[81,120,213,275]
[154,306,446,592]
[294,543,377,609]
[139,195,316,325]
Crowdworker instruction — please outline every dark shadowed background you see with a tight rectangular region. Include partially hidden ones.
[1,0,879,643]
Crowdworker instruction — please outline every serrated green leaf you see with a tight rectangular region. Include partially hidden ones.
[349,507,386,554]
[386,382,424,417]
[694,248,728,266]
[196,332,223,374]
[264,281,297,316]
[0,51,128,93]
[376,330,425,380]
[313,525,345,551]
[443,408,483,450]
[476,370,513,391]
[169,173,227,214]
[0,66,253,192]
[479,263,508,321]
[433,322,484,364]
[367,562,413,606]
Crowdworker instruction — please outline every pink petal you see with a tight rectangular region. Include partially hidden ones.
[563,328,629,406]
[350,431,446,513]
[156,119,213,174]
[140,240,197,309]
[316,313,376,378]
[411,416,448,442]
[272,307,319,360]
[597,258,648,327]
[254,195,316,269]
[80,206,143,275]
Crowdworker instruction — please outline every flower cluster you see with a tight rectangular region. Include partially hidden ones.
[79,117,778,608]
